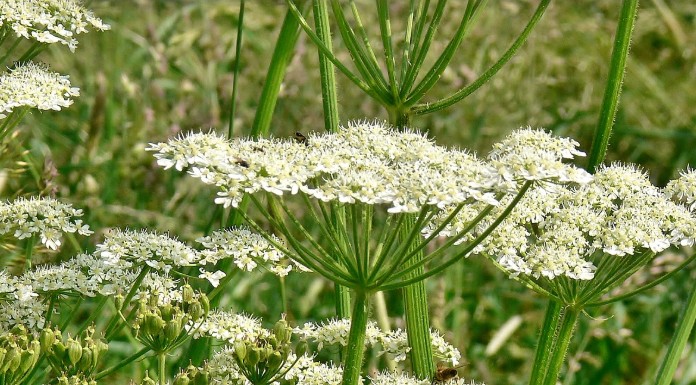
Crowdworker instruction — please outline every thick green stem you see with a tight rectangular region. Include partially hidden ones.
[342,291,370,385]
[654,276,696,385]
[401,213,435,380]
[529,300,562,385]
[586,0,639,172]
[314,0,351,320]
[541,307,580,385]
[250,4,309,138]
[157,353,166,385]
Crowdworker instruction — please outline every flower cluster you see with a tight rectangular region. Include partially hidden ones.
[432,164,696,283]
[666,168,696,211]
[294,318,461,364]
[0,63,80,119]
[0,196,91,250]
[188,310,268,344]
[150,122,592,214]
[0,0,110,51]
[197,228,294,277]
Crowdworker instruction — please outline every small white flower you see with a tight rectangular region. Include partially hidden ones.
[198,269,226,287]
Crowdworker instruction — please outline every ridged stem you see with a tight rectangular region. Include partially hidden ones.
[586,0,639,172]
[341,290,370,385]
[654,274,696,385]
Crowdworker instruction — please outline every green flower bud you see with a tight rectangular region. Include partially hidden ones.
[160,304,173,321]
[189,302,203,322]
[267,351,283,373]
[40,329,55,353]
[182,285,195,303]
[78,347,93,371]
[19,349,35,373]
[273,319,289,343]
[114,293,124,310]
[295,340,308,357]
[53,341,67,362]
[145,314,165,336]
[245,347,260,367]
[67,339,83,366]
[199,294,210,316]
[8,348,21,372]
[268,335,279,349]
[57,374,70,385]
[233,341,247,361]
[165,319,181,341]
[1,348,18,373]
[173,374,190,385]
[192,370,209,385]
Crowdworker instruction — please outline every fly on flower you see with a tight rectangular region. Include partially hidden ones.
[432,362,467,384]
[293,131,309,146]
[234,157,249,168]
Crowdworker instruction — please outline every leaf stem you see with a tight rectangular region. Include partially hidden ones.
[586,0,639,172]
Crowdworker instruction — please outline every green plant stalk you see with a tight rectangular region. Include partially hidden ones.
[314,0,351,320]
[586,0,639,172]
[157,353,166,385]
[95,347,150,380]
[250,3,309,138]
[400,213,435,380]
[227,0,245,138]
[390,109,434,379]
[654,273,696,385]
[541,307,580,385]
[528,300,562,385]
[24,235,36,271]
[342,290,370,385]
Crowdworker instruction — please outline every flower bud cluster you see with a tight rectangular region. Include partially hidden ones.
[44,325,108,379]
[0,196,92,250]
[132,284,210,353]
[231,317,308,384]
[55,373,97,385]
[173,364,210,385]
[0,0,110,51]
[0,324,44,385]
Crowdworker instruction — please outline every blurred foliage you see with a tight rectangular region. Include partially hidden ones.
[6,0,696,384]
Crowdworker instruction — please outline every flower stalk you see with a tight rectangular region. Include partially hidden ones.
[342,290,370,385]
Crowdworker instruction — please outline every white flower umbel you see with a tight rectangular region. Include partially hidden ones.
[369,371,484,385]
[294,318,460,364]
[149,122,589,291]
[0,0,109,51]
[438,164,696,305]
[0,295,47,331]
[0,62,80,119]
[151,121,590,385]
[187,310,268,344]
[0,196,91,250]
[666,168,696,212]
[197,228,292,277]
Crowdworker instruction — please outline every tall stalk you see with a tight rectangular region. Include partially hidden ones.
[313,0,352,320]
[341,291,370,385]
[529,1,639,384]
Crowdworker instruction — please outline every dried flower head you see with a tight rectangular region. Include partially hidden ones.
[0,0,109,51]
[0,62,80,119]
[0,196,91,250]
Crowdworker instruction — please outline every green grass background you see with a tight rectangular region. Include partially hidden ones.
[8,1,696,384]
